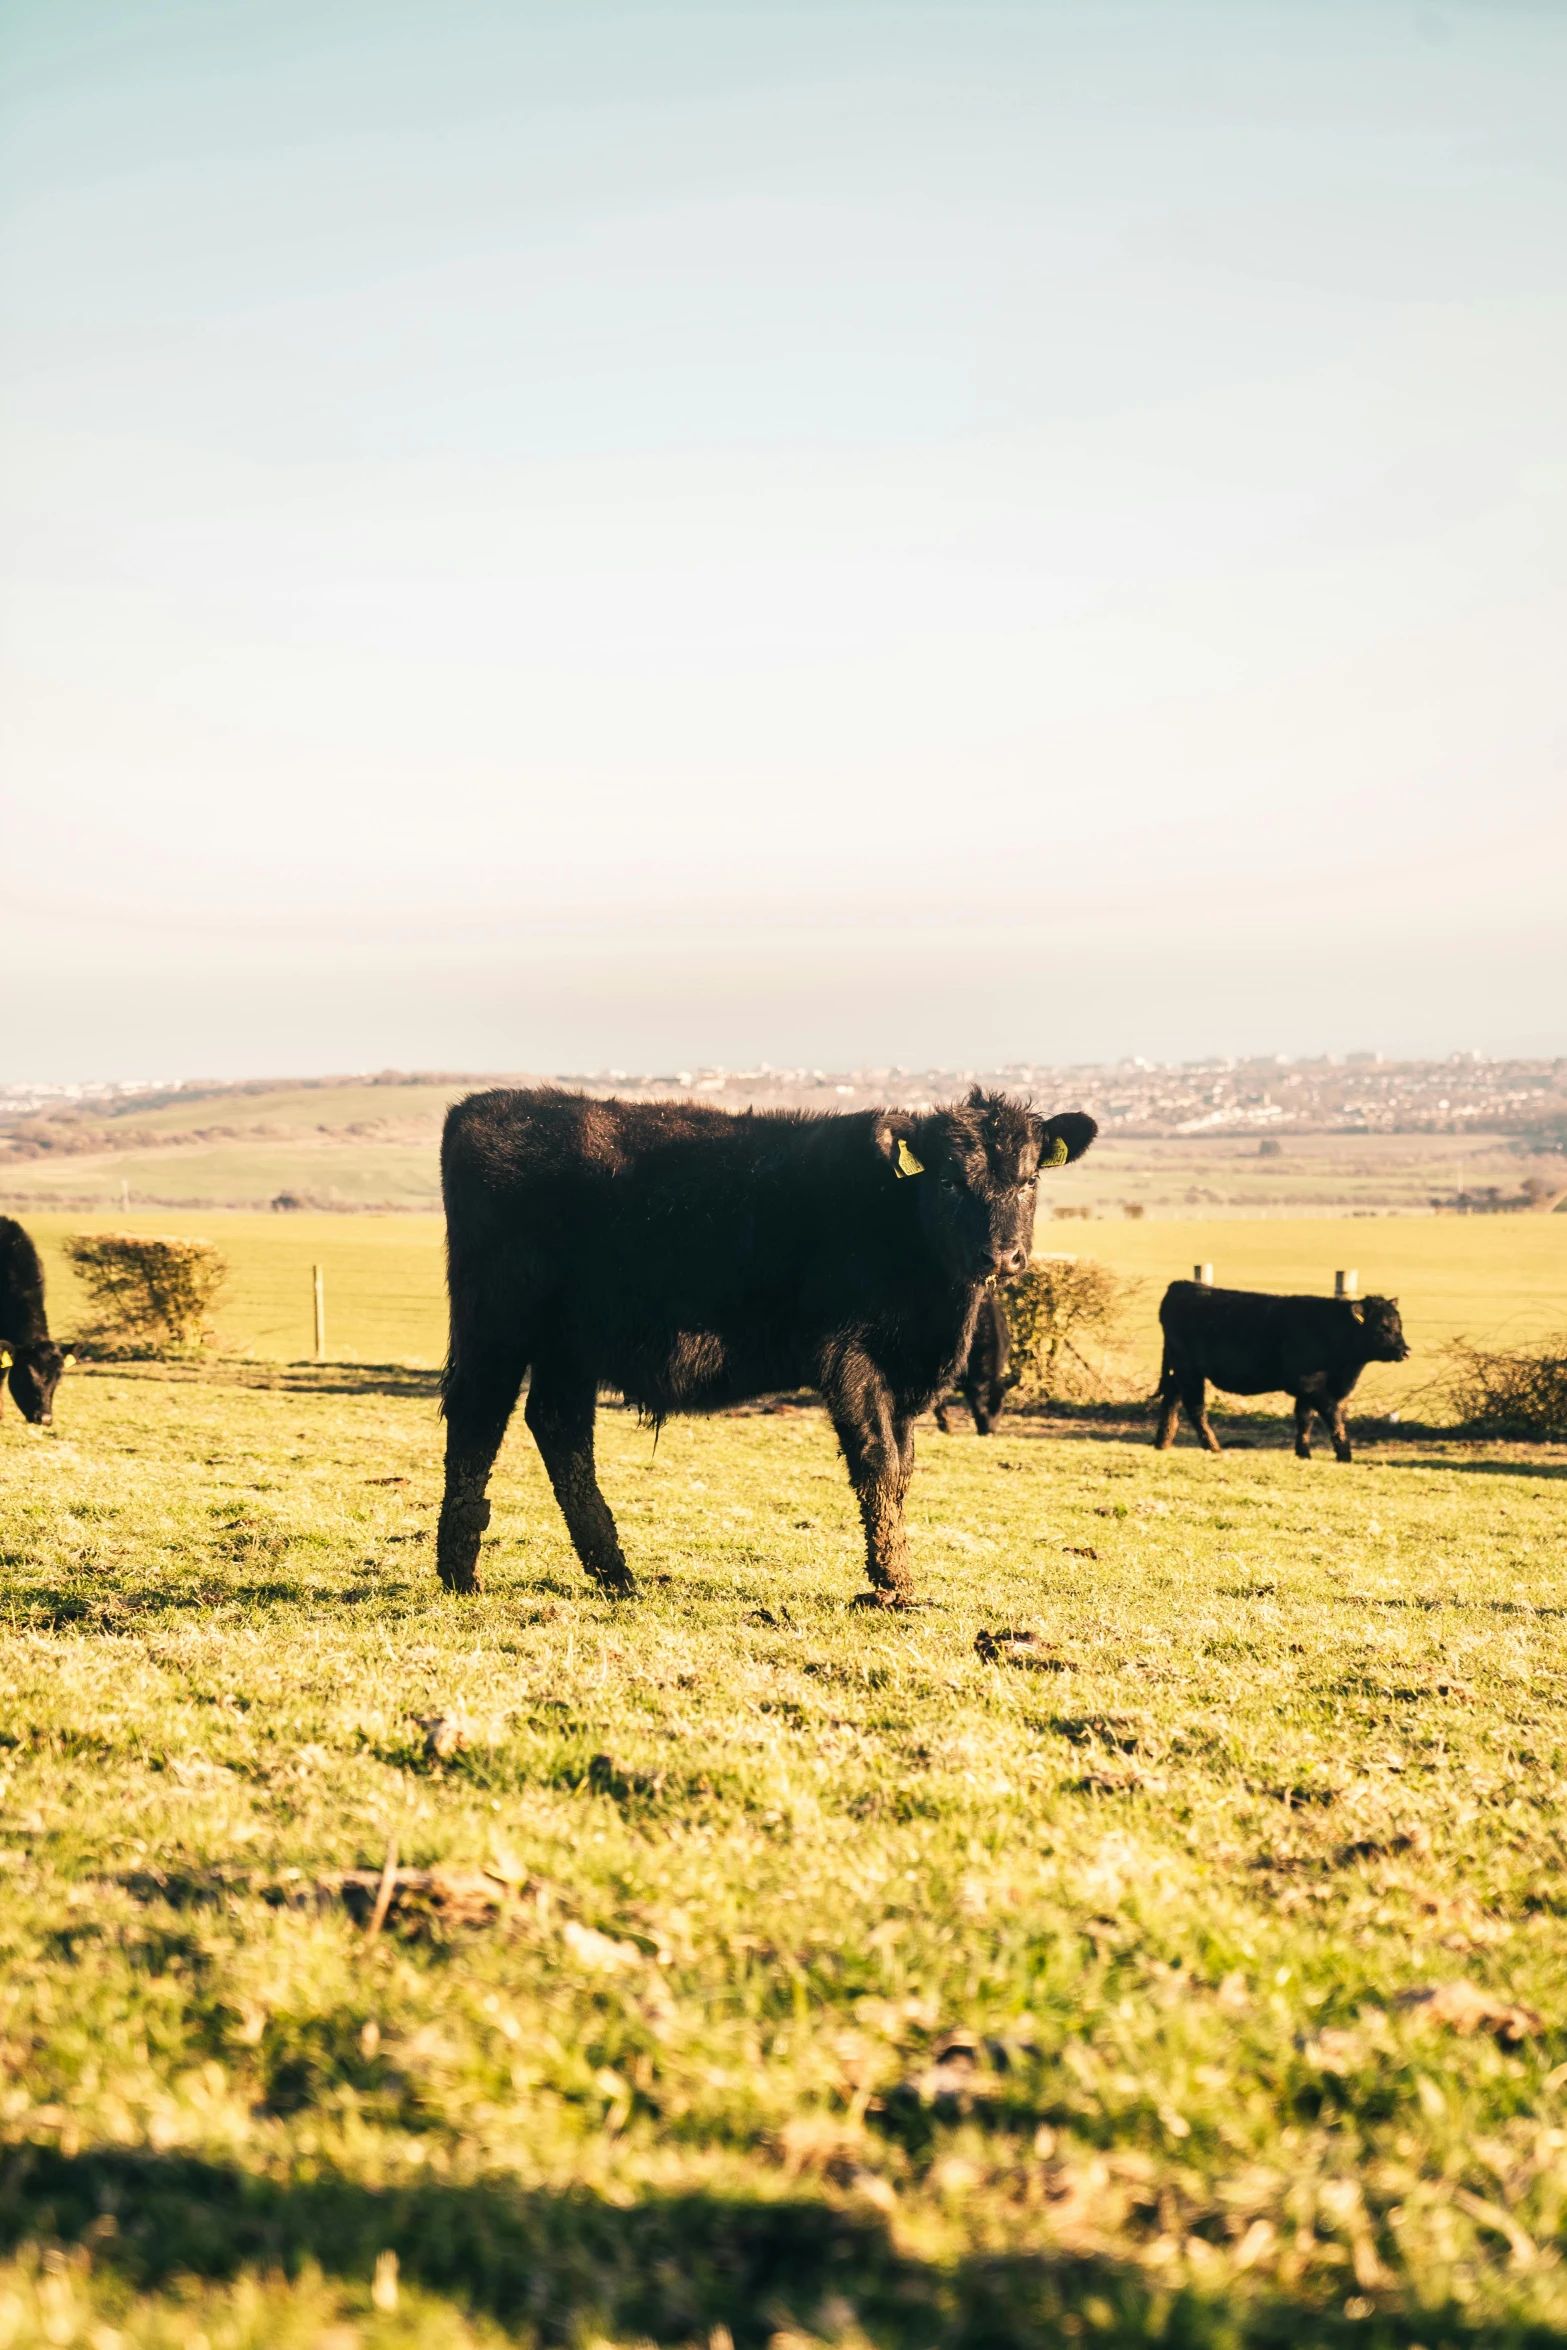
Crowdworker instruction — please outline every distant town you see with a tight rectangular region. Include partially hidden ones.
[4,1054,1565,1145]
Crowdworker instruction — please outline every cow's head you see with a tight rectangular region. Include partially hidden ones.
[4,1338,68,1425]
[1352,1296,1409,1363]
[876,1089,1097,1285]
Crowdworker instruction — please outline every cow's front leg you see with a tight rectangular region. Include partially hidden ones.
[1293,1394,1315,1459]
[525,1356,635,1597]
[438,1358,525,1594]
[827,1363,915,1606]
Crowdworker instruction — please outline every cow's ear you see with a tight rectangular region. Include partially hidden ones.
[1033,1112,1096,1170]
[1350,1301,1365,1321]
[873,1115,926,1179]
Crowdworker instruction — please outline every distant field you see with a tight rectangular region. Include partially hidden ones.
[1045,1130,1566,1221]
[0,1080,463,1212]
[19,1211,1567,1428]
[99,1081,468,1137]
[5,1079,1564,1219]
[25,1211,447,1367]
[0,1138,447,1210]
[1064,1215,1567,1417]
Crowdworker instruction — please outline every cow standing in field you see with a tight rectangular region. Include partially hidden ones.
[1155,1279,1409,1460]
[935,1290,1014,1434]
[437,1087,1095,1606]
[0,1216,69,1425]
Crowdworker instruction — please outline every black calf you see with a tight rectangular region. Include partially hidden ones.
[935,1290,1013,1434]
[437,1087,1095,1605]
[0,1217,69,1425]
[1155,1279,1408,1461]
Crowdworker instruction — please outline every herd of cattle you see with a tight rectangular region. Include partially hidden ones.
[2,1085,1410,1607]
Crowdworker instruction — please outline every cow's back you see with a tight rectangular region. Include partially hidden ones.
[1160,1280,1356,1395]
[0,1217,47,1340]
[440,1087,902,1400]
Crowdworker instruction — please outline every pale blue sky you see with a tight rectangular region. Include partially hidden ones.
[2,0,1564,1076]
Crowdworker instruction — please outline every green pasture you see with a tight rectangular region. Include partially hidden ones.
[1,1141,446,1213]
[6,1082,1561,1224]
[1072,1216,1567,1417]
[19,1211,1567,1423]
[3,1344,1567,2346]
[24,1212,448,1369]
[106,1083,467,1139]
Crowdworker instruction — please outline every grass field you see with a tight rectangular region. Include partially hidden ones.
[0,1205,1566,2345]
[23,1213,449,1370]
[1059,1218,1567,1419]
[4,1337,1567,2348]
[18,1210,1567,1420]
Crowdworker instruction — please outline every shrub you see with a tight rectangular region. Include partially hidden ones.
[63,1232,228,1356]
[1443,1336,1567,1441]
[1001,1256,1142,1405]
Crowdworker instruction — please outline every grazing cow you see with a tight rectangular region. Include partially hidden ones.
[438,1087,1096,1606]
[935,1289,1014,1435]
[1155,1279,1409,1461]
[0,1216,69,1425]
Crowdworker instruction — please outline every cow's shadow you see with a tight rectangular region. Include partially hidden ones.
[1377,1455,1567,1481]
[0,2141,1529,2349]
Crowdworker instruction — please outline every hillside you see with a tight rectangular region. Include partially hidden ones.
[2,1065,1564,1218]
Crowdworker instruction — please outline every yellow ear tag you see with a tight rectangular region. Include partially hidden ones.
[0,1351,11,1370]
[896,1139,925,1178]
[63,1354,76,1368]
[1044,1136,1070,1168]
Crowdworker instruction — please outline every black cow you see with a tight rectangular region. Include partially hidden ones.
[935,1290,1013,1434]
[0,1216,69,1425]
[437,1086,1095,1606]
[1155,1279,1409,1461]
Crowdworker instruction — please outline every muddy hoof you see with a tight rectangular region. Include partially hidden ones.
[436,1496,489,1595]
[851,1587,916,1611]
[436,1536,482,1594]
[587,1564,638,1599]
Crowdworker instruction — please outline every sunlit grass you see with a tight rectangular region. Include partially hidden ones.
[3,1349,1567,2345]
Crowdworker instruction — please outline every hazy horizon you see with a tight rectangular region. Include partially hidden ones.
[4,0,1565,1080]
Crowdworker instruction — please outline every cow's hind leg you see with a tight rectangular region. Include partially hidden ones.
[438,1344,527,1595]
[525,1355,634,1597]
[1182,1374,1223,1453]
[1154,1350,1179,1449]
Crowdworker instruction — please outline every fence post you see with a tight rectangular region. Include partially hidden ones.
[1335,1269,1358,1298]
[1194,1263,1213,1286]
[312,1264,326,1363]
